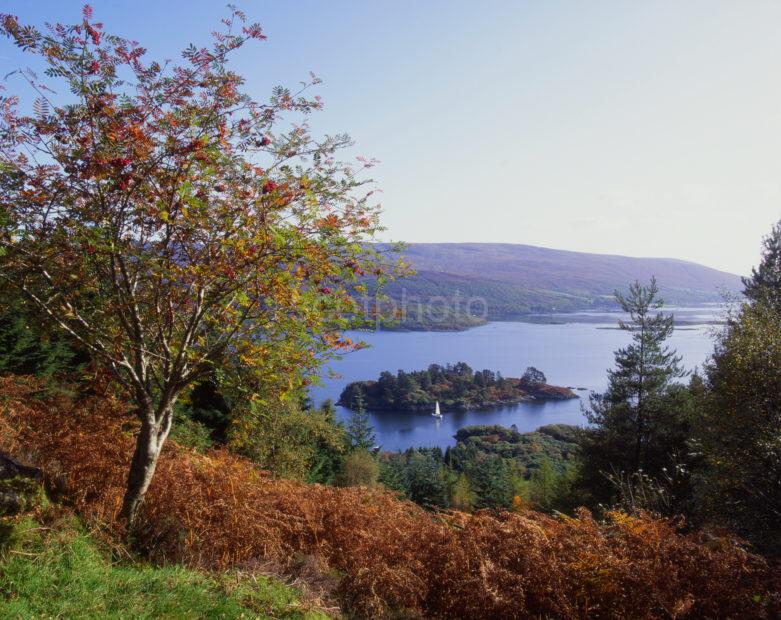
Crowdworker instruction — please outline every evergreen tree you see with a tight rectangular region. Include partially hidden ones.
[0,296,83,377]
[182,379,232,442]
[507,460,530,504]
[742,219,781,311]
[345,389,376,451]
[406,451,449,508]
[306,400,346,485]
[320,399,337,418]
[470,454,513,509]
[579,278,689,503]
[229,399,346,484]
[378,452,409,495]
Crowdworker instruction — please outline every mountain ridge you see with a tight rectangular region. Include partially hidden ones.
[376,242,742,319]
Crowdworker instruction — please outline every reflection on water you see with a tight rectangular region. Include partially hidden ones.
[310,308,720,451]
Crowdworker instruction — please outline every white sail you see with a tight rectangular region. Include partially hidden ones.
[432,400,442,417]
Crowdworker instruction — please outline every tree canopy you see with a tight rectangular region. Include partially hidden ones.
[698,297,781,551]
[521,366,546,386]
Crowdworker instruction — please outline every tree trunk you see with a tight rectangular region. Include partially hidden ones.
[119,407,172,526]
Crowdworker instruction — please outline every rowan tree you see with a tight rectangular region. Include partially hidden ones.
[0,7,395,524]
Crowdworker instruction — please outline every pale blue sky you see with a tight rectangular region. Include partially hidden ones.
[3,1,781,275]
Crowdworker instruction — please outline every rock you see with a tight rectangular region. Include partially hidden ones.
[0,453,44,516]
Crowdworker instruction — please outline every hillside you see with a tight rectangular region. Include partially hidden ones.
[1,376,777,618]
[379,243,742,318]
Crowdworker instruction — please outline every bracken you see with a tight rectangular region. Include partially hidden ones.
[0,376,777,619]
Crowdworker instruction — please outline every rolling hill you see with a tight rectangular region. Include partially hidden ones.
[377,243,742,322]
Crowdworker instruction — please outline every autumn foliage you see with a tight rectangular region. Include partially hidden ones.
[0,6,399,523]
[0,377,777,618]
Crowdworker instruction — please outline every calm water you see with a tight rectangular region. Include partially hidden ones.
[310,309,720,451]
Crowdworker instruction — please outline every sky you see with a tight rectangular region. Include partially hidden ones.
[3,1,781,276]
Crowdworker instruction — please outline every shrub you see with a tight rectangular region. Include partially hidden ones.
[230,401,345,484]
[169,411,214,454]
[335,451,378,488]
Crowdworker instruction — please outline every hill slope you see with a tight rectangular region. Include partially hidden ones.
[380,243,742,317]
[0,377,777,618]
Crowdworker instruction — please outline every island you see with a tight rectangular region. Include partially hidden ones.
[338,363,578,413]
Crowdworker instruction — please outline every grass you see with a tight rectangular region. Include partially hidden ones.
[0,512,328,620]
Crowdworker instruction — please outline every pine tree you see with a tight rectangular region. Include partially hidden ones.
[508,460,530,504]
[320,399,337,419]
[694,219,781,550]
[579,278,689,503]
[345,389,376,451]
[470,454,513,509]
[406,451,449,508]
[521,366,547,387]
[378,453,408,494]
[742,219,781,311]
[0,296,83,377]
[306,400,346,485]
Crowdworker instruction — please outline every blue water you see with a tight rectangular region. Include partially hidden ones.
[310,312,719,451]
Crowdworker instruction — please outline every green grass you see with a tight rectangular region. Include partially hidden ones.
[0,513,328,619]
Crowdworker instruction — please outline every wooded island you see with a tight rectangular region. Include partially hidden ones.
[338,363,577,412]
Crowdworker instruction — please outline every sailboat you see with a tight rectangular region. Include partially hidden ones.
[431,400,442,418]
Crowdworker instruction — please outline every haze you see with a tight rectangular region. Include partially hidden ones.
[5,0,781,275]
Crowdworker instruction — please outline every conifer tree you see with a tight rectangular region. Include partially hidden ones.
[450,472,476,510]
[742,219,781,311]
[406,451,449,508]
[470,453,513,509]
[0,297,82,377]
[345,389,376,451]
[378,453,408,494]
[580,278,689,503]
